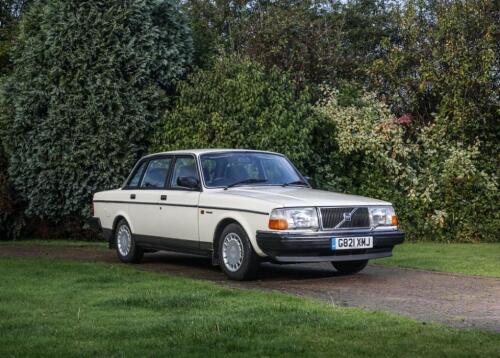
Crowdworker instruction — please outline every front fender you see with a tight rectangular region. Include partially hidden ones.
[200,210,269,257]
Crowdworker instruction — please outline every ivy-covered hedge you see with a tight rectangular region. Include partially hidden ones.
[151,55,315,169]
[0,0,192,221]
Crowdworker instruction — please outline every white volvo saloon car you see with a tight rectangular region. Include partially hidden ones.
[90,149,404,280]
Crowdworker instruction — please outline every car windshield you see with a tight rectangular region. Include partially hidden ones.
[200,152,305,188]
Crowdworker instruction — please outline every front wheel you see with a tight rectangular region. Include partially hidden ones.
[218,223,259,280]
[115,219,143,263]
[331,260,368,275]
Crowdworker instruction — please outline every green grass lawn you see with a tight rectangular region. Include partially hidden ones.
[377,242,500,278]
[0,257,498,357]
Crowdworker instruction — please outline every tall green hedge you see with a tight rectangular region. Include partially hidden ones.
[0,0,192,220]
[152,55,315,169]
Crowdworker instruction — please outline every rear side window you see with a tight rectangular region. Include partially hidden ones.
[140,158,172,189]
[127,161,147,188]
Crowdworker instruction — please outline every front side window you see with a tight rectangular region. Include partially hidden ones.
[170,157,199,189]
[200,152,303,188]
[140,158,172,189]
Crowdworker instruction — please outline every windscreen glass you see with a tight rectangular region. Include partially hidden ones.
[200,152,302,188]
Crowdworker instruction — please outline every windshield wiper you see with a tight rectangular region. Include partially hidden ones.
[224,178,267,190]
[282,180,308,187]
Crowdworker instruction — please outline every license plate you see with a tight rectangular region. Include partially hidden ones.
[331,236,373,250]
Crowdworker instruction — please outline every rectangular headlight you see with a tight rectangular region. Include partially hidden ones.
[369,206,397,227]
[269,207,319,230]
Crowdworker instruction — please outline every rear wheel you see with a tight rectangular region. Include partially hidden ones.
[115,219,143,263]
[218,223,259,280]
[331,260,368,275]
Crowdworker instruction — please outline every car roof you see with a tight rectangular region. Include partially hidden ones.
[142,149,281,158]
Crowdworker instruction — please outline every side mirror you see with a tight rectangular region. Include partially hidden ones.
[177,176,200,190]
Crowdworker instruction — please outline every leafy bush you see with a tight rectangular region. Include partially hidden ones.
[315,89,499,242]
[152,55,315,169]
[0,148,24,240]
[0,0,192,221]
[369,0,498,159]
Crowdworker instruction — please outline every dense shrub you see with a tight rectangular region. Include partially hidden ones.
[0,0,192,221]
[370,0,498,159]
[0,148,24,240]
[151,55,315,169]
[362,0,499,241]
[315,89,499,242]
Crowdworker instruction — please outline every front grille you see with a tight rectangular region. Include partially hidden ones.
[320,207,370,229]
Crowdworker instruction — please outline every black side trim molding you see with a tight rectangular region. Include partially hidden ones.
[92,200,268,215]
[200,205,268,215]
[93,200,198,208]
[134,234,212,257]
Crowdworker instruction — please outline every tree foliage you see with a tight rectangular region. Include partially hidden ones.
[152,55,315,168]
[0,0,31,76]
[305,0,499,242]
[184,0,396,86]
[315,88,499,242]
[0,0,497,243]
[370,0,499,152]
[0,0,192,220]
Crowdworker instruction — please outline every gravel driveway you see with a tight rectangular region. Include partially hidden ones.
[1,245,499,333]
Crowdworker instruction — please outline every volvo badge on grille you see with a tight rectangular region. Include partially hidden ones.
[343,212,352,221]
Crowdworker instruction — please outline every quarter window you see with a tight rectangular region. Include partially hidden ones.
[127,161,147,188]
[140,158,172,189]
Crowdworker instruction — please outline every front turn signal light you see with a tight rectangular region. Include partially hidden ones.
[391,215,398,226]
[269,219,288,230]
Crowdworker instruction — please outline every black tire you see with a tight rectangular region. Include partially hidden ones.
[332,260,368,275]
[115,219,143,264]
[218,223,259,280]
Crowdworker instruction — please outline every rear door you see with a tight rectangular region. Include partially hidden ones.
[127,156,173,237]
[158,155,201,248]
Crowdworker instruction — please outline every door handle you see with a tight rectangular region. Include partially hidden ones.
[130,194,136,199]
[160,195,167,201]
